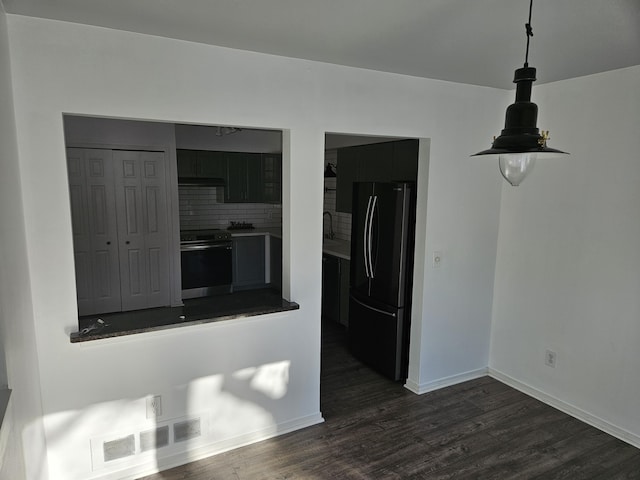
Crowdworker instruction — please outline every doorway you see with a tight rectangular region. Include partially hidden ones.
[320,133,420,406]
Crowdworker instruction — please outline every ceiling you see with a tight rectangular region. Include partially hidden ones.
[3,0,639,89]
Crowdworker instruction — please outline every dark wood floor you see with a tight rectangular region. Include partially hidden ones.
[139,321,640,479]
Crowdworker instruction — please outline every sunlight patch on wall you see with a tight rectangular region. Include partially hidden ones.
[233,361,290,399]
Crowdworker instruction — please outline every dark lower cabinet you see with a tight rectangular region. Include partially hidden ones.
[232,236,266,290]
[322,254,350,326]
[269,235,282,291]
[322,255,340,323]
[339,258,350,326]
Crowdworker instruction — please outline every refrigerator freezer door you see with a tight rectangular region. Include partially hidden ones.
[348,291,406,381]
[350,182,412,308]
[368,182,411,307]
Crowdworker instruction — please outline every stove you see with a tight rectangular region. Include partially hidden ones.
[180,229,232,244]
[180,229,233,299]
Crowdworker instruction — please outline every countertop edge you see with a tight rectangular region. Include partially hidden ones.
[70,301,299,343]
[230,228,281,238]
[322,238,351,260]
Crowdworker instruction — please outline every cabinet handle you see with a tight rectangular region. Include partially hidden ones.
[125,241,130,245]
[106,241,111,245]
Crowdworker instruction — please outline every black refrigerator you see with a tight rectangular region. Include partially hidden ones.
[348,181,416,381]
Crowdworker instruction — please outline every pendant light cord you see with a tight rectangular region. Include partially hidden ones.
[524,0,534,67]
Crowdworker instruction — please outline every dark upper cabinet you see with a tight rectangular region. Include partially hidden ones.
[335,147,358,213]
[178,149,281,204]
[176,149,226,179]
[336,139,418,213]
[225,152,263,203]
[391,139,419,181]
[246,154,265,202]
[262,153,282,204]
[176,149,198,177]
[198,151,226,178]
[358,142,394,182]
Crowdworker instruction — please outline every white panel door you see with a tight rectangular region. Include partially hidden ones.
[67,148,121,316]
[113,150,170,311]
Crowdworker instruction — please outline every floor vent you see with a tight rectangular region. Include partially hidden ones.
[173,418,201,443]
[140,425,170,452]
[103,434,135,462]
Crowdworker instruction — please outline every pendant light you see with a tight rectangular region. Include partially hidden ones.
[472,0,568,186]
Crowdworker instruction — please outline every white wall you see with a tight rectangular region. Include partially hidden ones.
[6,14,503,479]
[490,66,640,446]
[0,5,48,480]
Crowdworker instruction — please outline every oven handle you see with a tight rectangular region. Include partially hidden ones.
[181,243,232,252]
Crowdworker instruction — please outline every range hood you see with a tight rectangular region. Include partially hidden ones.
[178,177,226,187]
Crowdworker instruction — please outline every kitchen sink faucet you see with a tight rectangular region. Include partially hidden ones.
[323,211,335,240]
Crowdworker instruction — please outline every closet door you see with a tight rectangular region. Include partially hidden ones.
[67,148,121,316]
[113,150,170,311]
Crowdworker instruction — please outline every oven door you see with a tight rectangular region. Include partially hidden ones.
[181,242,233,298]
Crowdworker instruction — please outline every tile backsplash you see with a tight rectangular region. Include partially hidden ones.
[179,186,282,230]
[324,149,351,242]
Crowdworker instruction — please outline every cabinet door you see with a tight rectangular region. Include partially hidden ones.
[225,152,246,202]
[336,140,416,213]
[269,235,283,291]
[225,153,264,203]
[113,150,170,311]
[392,139,419,181]
[336,147,358,213]
[339,258,350,327]
[359,142,393,182]
[176,149,198,177]
[262,154,281,204]
[67,148,121,316]
[245,153,264,202]
[322,254,340,323]
[197,151,227,178]
[232,236,266,288]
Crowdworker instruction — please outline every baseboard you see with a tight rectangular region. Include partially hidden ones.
[95,412,324,480]
[489,368,640,450]
[404,367,488,395]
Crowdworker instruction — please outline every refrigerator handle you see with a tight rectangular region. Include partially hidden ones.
[368,195,377,278]
[364,195,373,278]
[351,294,397,317]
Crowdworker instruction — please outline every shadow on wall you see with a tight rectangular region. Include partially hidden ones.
[39,360,293,479]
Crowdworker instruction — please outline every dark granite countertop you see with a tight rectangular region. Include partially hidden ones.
[71,288,299,343]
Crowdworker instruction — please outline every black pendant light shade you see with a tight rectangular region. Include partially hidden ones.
[473,0,568,186]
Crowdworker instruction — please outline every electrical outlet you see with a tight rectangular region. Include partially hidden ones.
[545,349,557,368]
[146,395,162,419]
